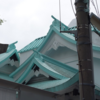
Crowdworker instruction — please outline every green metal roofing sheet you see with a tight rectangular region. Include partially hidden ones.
[15,55,66,84]
[35,51,78,74]
[44,73,100,96]
[18,16,100,53]
[28,78,70,90]
[18,36,46,53]
[52,15,100,36]
[33,57,66,79]
[9,54,34,78]
[16,59,35,83]
[28,72,100,96]
[37,16,100,53]
[0,49,19,65]
[0,41,19,63]
[7,41,18,52]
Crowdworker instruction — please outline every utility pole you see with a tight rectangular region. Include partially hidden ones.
[75,0,95,100]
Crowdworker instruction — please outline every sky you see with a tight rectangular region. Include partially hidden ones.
[0,0,100,50]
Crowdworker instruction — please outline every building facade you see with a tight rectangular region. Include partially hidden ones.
[0,16,100,100]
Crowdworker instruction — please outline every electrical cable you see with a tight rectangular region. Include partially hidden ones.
[91,0,99,17]
[91,0,98,15]
[59,0,61,32]
[70,0,76,17]
[95,0,100,17]
[59,0,76,32]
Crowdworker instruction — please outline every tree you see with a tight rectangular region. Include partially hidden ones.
[0,18,4,25]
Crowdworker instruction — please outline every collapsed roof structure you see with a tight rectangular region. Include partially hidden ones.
[0,16,100,100]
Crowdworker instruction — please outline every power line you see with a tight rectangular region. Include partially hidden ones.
[91,0,100,17]
[70,0,76,17]
[91,0,98,14]
[59,0,61,31]
[95,0,100,17]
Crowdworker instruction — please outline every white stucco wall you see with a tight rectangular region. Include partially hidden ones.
[19,50,33,65]
[93,58,100,86]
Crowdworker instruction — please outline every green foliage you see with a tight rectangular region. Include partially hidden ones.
[0,19,4,25]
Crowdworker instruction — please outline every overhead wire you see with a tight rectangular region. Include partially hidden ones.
[59,0,76,32]
[59,0,61,32]
[91,0,98,15]
[95,0,100,17]
[91,0,98,14]
[70,0,76,17]
[59,0,77,32]
[91,0,100,17]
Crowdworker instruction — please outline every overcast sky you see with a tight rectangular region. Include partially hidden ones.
[0,0,100,50]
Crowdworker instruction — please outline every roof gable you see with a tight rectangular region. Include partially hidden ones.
[0,41,20,68]
[18,36,46,53]
[18,16,100,54]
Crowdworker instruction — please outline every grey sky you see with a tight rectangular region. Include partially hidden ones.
[0,0,100,50]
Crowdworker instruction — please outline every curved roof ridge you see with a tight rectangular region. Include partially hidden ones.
[19,16,100,53]
[9,53,34,78]
[34,57,66,80]
[37,23,100,54]
[0,49,20,67]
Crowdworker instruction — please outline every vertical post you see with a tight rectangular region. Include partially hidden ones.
[75,0,95,100]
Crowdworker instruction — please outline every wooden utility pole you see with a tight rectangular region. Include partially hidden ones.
[75,0,95,100]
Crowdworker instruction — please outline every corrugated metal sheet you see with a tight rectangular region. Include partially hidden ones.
[18,36,46,53]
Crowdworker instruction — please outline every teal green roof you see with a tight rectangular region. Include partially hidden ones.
[41,54,78,74]
[45,61,75,78]
[0,49,16,64]
[0,73,14,82]
[7,41,18,52]
[28,72,100,96]
[16,56,67,84]
[37,16,100,52]
[12,54,66,84]
[52,15,100,36]
[18,16,100,53]
[34,57,66,80]
[16,59,35,83]
[1,48,100,95]
[18,36,46,53]
[51,16,69,31]
[0,41,20,65]
[1,16,100,96]
[18,16,69,53]
[28,78,70,90]
[9,54,34,78]
[9,51,77,82]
